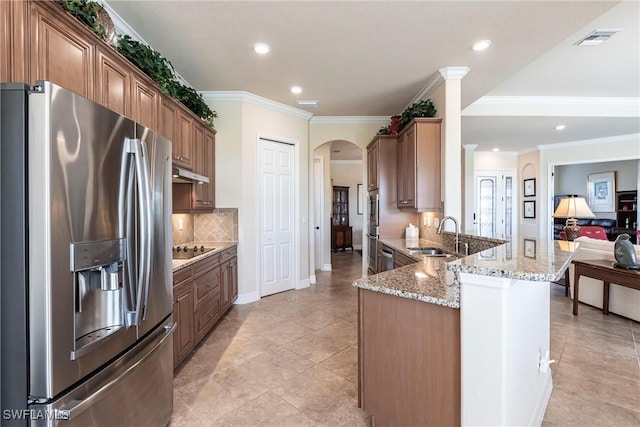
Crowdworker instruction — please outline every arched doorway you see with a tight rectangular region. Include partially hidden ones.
[313,140,364,272]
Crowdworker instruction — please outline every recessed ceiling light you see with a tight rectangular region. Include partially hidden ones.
[492,148,499,152]
[555,125,566,131]
[472,39,492,51]
[290,86,302,94]
[253,43,270,54]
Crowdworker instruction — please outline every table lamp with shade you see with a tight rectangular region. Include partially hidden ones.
[553,196,595,241]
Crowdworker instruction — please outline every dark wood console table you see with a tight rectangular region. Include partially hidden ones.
[572,259,640,316]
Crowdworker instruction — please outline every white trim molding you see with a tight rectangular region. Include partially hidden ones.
[330,160,363,165]
[322,264,332,271]
[201,91,314,120]
[404,71,445,111]
[234,291,260,305]
[296,278,311,290]
[309,275,317,285]
[439,66,471,80]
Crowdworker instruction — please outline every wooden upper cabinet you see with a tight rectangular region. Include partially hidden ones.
[30,1,94,99]
[397,118,442,211]
[367,140,379,191]
[95,46,130,116]
[174,108,194,169]
[158,95,178,143]
[131,72,157,130]
[193,126,215,210]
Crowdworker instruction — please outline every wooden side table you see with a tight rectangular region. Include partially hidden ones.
[572,259,640,315]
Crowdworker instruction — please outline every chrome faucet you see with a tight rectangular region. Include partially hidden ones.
[437,216,467,255]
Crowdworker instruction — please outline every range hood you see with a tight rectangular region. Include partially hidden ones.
[172,166,209,184]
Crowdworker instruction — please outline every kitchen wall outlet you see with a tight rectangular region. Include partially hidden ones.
[423,216,427,226]
[427,217,432,227]
[434,218,440,229]
[178,218,184,231]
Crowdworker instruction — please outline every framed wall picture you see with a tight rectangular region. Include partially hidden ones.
[357,184,363,215]
[523,200,536,219]
[523,239,536,258]
[523,178,536,197]
[587,171,615,212]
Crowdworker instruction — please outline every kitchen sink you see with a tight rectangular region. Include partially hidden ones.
[407,247,453,257]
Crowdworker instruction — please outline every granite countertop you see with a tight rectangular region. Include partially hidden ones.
[446,239,579,282]
[353,237,579,309]
[172,241,238,272]
[353,238,461,309]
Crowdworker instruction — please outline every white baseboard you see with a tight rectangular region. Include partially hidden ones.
[322,264,332,271]
[530,374,553,426]
[296,278,310,289]
[309,275,317,284]
[234,290,260,304]
[353,244,362,250]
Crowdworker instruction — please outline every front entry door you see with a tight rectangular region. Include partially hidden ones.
[474,170,515,241]
[260,139,295,296]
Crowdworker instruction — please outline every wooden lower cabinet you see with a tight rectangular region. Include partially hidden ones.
[358,288,460,426]
[172,246,238,369]
[331,225,353,252]
[172,267,194,368]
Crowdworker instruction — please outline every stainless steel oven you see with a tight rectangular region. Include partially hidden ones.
[367,192,379,273]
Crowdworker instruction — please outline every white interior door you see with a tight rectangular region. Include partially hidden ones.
[313,157,324,270]
[475,170,516,241]
[260,140,295,296]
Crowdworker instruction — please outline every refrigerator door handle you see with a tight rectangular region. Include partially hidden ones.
[139,139,153,321]
[125,138,152,326]
[57,322,176,420]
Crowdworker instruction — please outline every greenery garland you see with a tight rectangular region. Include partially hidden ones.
[58,0,217,126]
[399,99,437,130]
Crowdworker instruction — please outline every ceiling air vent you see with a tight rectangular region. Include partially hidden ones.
[574,29,621,46]
[296,100,318,108]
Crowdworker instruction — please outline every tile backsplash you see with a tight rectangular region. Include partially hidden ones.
[172,208,238,246]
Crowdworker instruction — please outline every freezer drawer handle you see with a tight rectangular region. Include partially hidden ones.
[60,322,175,420]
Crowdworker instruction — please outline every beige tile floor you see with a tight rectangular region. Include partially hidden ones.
[171,251,640,427]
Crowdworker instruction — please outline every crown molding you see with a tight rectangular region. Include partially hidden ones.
[537,133,640,151]
[201,91,314,120]
[462,144,478,151]
[404,72,445,111]
[473,96,640,106]
[439,66,470,80]
[310,116,389,124]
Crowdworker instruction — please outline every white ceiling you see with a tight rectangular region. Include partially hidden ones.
[104,0,640,154]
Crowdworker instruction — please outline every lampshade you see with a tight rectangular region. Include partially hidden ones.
[553,196,595,219]
[553,196,595,241]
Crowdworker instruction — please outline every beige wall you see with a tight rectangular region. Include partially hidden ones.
[518,150,540,239]
[208,98,310,301]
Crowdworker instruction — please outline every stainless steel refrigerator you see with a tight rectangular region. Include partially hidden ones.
[1,81,175,426]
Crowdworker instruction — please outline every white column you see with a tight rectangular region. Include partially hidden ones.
[438,67,469,231]
[462,144,477,234]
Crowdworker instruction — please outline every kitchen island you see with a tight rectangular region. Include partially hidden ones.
[354,237,578,426]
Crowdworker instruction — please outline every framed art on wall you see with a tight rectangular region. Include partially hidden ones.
[587,171,615,212]
[523,239,536,258]
[523,178,536,197]
[524,200,536,219]
[357,184,363,215]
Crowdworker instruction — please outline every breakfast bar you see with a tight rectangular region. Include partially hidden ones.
[354,237,578,426]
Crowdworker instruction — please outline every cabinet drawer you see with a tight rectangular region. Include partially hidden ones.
[193,253,221,277]
[220,246,237,263]
[195,294,221,342]
[173,266,193,286]
[194,266,220,308]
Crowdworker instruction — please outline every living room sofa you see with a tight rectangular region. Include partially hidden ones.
[553,218,616,240]
[568,236,640,322]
